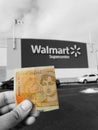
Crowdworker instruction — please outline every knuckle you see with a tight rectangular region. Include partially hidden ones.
[12,109,21,121]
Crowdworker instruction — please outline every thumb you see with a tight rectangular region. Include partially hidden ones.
[0,100,33,130]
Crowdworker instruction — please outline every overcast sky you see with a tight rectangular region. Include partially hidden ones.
[0,0,98,50]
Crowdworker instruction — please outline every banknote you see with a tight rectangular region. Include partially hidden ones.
[14,66,59,112]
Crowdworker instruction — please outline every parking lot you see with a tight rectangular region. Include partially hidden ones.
[1,83,98,130]
[19,83,98,130]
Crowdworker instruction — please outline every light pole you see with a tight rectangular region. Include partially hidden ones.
[12,20,16,49]
[12,19,24,49]
[95,50,98,72]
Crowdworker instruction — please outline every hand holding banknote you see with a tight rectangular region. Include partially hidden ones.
[0,91,40,130]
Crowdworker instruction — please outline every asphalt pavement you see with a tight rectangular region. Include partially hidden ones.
[1,83,98,130]
[21,83,98,130]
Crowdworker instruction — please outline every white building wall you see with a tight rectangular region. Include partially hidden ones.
[7,38,21,79]
[0,39,7,81]
[0,48,7,66]
[87,43,97,69]
[7,38,21,69]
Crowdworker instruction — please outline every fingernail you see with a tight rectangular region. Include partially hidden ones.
[21,100,32,111]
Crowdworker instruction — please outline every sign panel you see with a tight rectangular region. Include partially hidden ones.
[21,39,88,68]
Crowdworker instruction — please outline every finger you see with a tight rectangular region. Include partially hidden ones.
[0,91,14,108]
[0,103,15,114]
[24,116,36,125]
[0,100,33,130]
[30,107,40,117]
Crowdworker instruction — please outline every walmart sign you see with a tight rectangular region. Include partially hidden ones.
[21,39,88,68]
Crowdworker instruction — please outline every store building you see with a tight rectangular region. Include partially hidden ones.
[6,38,98,81]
